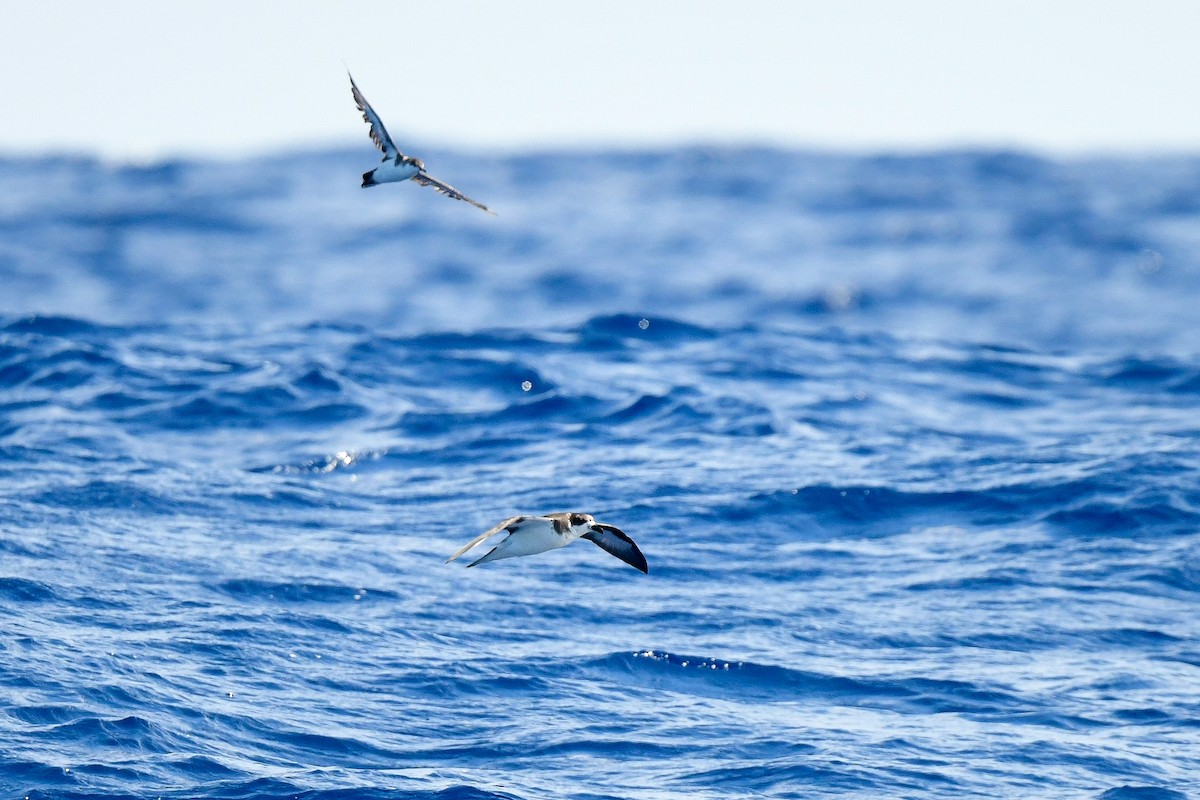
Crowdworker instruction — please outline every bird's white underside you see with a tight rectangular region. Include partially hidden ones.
[370,161,421,184]
[471,519,582,565]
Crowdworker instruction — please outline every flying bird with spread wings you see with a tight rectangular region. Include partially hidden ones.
[349,72,493,214]
[446,513,649,573]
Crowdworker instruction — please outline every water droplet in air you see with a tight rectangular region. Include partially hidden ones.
[638,318,650,330]
[1138,249,1164,275]
[824,284,857,311]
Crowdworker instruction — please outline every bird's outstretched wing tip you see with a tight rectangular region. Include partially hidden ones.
[586,525,649,574]
[466,547,496,568]
[446,517,521,565]
[412,171,493,214]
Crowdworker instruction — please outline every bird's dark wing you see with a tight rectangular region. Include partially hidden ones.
[583,524,648,573]
[348,72,400,161]
[446,516,524,563]
[412,170,495,215]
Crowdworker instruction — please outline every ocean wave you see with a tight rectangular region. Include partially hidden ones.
[4,148,1200,799]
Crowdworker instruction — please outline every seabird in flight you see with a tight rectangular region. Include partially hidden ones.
[446,513,648,573]
[349,71,493,214]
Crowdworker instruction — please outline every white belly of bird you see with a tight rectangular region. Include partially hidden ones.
[372,160,420,184]
[490,525,571,560]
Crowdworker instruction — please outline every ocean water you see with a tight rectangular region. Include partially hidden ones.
[1,146,1198,799]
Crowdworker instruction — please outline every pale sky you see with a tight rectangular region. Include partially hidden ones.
[4,1,1200,160]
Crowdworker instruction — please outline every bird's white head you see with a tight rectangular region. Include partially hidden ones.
[567,512,596,531]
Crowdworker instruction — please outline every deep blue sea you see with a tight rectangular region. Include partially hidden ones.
[1,146,1199,799]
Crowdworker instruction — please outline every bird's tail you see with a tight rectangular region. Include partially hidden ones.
[361,169,377,188]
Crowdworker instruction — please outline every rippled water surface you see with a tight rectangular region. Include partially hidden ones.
[1,148,1199,799]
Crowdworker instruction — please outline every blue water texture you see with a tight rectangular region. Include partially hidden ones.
[2,146,1199,799]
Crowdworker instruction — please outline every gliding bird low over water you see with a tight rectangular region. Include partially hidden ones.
[447,513,649,573]
[349,72,493,214]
